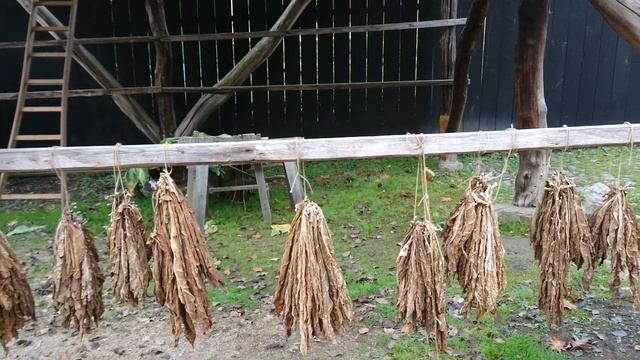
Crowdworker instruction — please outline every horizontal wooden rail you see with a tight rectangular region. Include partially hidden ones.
[0,124,637,173]
[0,79,455,101]
[0,18,467,50]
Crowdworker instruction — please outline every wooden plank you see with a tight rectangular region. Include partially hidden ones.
[253,163,272,223]
[366,0,384,134]
[283,161,304,208]
[300,1,318,136]
[249,0,269,133]
[179,0,202,109]
[265,0,286,136]
[0,193,62,200]
[0,79,455,100]
[2,124,639,173]
[316,0,334,137]
[383,2,402,128]
[215,0,236,135]
[398,0,418,130]
[187,164,209,230]
[333,0,350,132]
[350,0,367,135]
[284,17,302,134]
[164,0,186,118]
[232,0,253,131]
[0,18,469,49]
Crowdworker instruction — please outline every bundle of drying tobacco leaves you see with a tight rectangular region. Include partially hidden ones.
[274,199,353,355]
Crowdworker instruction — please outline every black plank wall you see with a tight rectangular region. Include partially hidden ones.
[0,0,638,147]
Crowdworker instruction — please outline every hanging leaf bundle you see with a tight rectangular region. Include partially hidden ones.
[396,220,448,351]
[530,171,593,326]
[150,171,224,346]
[274,199,353,355]
[587,186,640,309]
[442,175,506,320]
[52,208,105,337]
[396,140,447,352]
[106,190,150,306]
[0,231,35,351]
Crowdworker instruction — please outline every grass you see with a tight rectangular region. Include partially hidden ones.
[2,147,639,359]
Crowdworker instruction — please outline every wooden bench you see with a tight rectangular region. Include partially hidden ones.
[180,133,304,229]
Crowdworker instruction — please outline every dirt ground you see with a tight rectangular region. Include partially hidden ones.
[4,238,640,359]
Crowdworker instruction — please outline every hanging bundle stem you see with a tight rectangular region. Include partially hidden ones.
[107,146,150,306]
[530,171,592,326]
[0,231,35,351]
[396,136,448,352]
[587,186,640,308]
[107,190,150,306]
[150,170,224,346]
[52,208,105,337]
[274,199,353,355]
[442,175,506,320]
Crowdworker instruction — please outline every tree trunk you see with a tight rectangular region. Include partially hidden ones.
[145,0,176,138]
[175,0,311,137]
[445,0,491,133]
[590,0,640,51]
[16,0,161,143]
[513,0,551,207]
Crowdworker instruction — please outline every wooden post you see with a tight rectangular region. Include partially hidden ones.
[590,0,640,52]
[253,164,272,223]
[283,162,305,208]
[187,165,209,230]
[145,0,176,137]
[175,0,312,136]
[513,0,551,207]
[445,0,492,133]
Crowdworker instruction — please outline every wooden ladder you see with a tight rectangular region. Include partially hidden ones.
[0,0,78,202]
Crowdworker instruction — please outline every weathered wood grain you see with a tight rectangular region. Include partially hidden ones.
[0,124,637,173]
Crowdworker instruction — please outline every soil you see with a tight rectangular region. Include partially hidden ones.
[4,238,640,359]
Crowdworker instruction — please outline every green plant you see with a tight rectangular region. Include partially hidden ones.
[122,168,149,194]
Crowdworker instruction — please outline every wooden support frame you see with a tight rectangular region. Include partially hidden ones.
[0,124,637,173]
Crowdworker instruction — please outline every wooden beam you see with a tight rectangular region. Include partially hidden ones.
[590,0,640,52]
[1,124,638,173]
[0,80,455,101]
[0,19,468,50]
[14,0,161,143]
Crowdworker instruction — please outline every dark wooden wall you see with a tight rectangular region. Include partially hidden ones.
[0,0,638,146]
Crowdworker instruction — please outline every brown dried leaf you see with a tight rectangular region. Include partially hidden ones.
[0,231,35,350]
[562,299,576,310]
[442,175,506,320]
[396,221,448,352]
[440,196,452,203]
[106,191,150,306]
[586,186,640,309]
[530,172,593,326]
[252,267,263,273]
[274,200,353,355]
[549,336,567,352]
[52,209,104,337]
[150,171,224,346]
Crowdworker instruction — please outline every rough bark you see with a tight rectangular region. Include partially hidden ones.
[15,0,161,143]
[513,0,551,207]
[591,0,640,52]
[176,0,311,136]
[445,0,492,133]
[145,0,176,138]
[440,0,458,117]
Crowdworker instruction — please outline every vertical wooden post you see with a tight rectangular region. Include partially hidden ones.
[187,165,209,230]
[284,161,305,208]
[513,0,551,207]
[253,163,272,223]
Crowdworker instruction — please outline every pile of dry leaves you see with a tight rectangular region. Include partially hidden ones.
[274,199,353,355]
[150,171,224,345]
[106,190,150,306]
[396,220,448,351]
[0,231,35,351]
[588,185,640,309]
[52,208,105,337]
[530,171,593,326]
[442,175,506,320]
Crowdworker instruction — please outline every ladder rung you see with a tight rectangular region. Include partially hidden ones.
[22,106,63,112]
[31,52,67,58]
[35,1,73,6]
[15,134,62,141]
[32,26,69,32]
[0,193,62,200]
[28,79,64,86]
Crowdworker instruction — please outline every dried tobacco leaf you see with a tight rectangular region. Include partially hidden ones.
[396,221,448,351]
[274,199,353,355]
[107,190,150,306]
[442,175,506,320]
[52,208,105,337]
[0,231,35,351]
[150,171,224,346]
[587,186,640,309]
[530,171,593,326]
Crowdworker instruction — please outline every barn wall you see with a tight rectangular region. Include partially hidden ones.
[0,0,638,146]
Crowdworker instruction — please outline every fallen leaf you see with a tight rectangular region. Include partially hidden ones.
[375,298,389,305]
[247,254,257,261]
[399,191,412,198]
[252,267,263,273]
[567,337,592,351]
[6,225,46,237]
[550,337,567,352]
[440,196,452,203]
[270,224,291,237]
[204,220,218,236]
[223,268,232,276]
[358,327,369,335]
[562,299,576,310]
[269,258,279,262]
